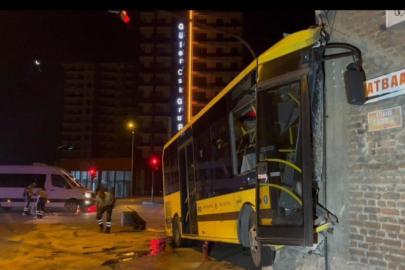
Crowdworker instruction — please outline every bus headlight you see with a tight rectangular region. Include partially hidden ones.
[85,192,92,198]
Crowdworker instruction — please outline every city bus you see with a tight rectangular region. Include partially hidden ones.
[163,25,365,267]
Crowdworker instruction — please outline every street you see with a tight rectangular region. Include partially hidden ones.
[0,198,321,270]
[0,198,244,270]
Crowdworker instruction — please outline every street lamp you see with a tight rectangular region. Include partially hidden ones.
[55,143,73,165]
[127,121,135,197]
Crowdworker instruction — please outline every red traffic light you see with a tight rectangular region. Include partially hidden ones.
[89,169,97,177]
[150,157,159,166]
[119,10,130,23]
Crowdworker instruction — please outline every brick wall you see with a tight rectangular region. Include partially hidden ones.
[325,10,405,270]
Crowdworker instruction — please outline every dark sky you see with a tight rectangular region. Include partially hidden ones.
[0,10,314,165]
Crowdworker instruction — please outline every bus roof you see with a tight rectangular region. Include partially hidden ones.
[164,26,322,150]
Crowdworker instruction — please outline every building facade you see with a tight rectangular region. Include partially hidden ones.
[60,11,245,197]
[271,10,405,270]
[191,11,244,116]
[321,10,405,270]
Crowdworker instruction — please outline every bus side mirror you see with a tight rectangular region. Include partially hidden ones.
[344,63,366,105]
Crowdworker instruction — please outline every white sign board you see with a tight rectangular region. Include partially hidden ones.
[386,11,405,28]
[365,69,405,104]
[368,106,402,132]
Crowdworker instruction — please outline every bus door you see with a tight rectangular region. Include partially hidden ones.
[255,73,313,246]
[178,141,198,235]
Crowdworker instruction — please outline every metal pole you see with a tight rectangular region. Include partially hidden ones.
[151,168,155,203]
[90,175,94,192]
[131,131,134,197]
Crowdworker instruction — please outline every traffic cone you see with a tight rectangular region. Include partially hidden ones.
[75,204,80,215]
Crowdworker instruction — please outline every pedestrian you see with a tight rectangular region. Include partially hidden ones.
[36,187,47,219]
[22,181,37,216]
[95,188,116,234]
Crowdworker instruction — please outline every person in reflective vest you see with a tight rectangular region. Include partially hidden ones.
[95,189,116,233]
[22,182,37,216]
[36,187,47,219]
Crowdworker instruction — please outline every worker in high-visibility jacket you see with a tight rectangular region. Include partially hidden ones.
[22,182,37,216]
[95,189,116,233]
[36,187,48,219]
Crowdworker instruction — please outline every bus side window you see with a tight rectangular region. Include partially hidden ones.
[210,117,233,195]
[194,128,213,199]
[163,148,171,196]
[231,103,256,174]
[169,143,179,194]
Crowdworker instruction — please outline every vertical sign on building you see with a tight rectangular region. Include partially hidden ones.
[176,21,186,132]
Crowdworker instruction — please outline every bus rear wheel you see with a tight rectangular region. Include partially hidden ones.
[249,212,276,267]
[173,215,188,248]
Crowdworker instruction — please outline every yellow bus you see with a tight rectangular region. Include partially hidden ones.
[163,25,366,267]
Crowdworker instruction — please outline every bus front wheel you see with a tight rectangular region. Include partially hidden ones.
[173,215,188,248]
[249,212,276,267]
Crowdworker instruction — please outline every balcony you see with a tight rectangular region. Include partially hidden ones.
[193,52,243,58]
[193,67,241,74]
[193,82,227,88]
[139,18,172,26]
[138,111,171,117]
[139,66,171,73]
[137,126,168,134]
[138,81,171,87]
[140,36,171,44]
[138,96,170,103]
[139,50,172,57]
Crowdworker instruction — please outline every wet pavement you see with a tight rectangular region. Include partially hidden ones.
[0,197,323,270]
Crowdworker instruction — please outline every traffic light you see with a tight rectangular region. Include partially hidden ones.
[89,169,97,179]
[109,10,131,23]
[119,10,130,23]
[150,157,159,169]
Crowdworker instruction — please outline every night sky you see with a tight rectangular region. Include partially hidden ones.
[0,10,314,165]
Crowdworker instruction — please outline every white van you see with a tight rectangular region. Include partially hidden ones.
[0,163,95,212]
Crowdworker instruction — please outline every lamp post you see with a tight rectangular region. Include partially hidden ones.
[127,122,135,197]
[150,157,158,203]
